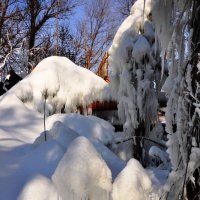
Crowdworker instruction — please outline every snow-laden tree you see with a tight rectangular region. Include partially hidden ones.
[109,0,162,163]
[152,0,200,199]
[109,0,200,199]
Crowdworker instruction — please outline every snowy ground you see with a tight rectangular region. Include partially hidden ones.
[0,56,169,200]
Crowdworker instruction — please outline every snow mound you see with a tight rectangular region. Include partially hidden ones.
[91,139,126,180]
[9,56,109,115]
[52,136,112,200]
[46,113,114,144]
[112,158,152,200]
[34,121,79,148]
[0,93,43,143]
[17,175,59,200]
[21,140,65,177]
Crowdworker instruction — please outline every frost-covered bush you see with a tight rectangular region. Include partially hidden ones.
[109,0,200,198]
[109,0,160,135]
[109,0,163,163]
[10,56,110,116]
[148,146,169,168]
[151,0,200,199]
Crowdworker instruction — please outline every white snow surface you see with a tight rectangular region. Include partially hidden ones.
[7,56,110,115]
[33,120,80,148]
[0,92,125,200]
[112,158,153,200]
[0,56,128,200]
[52,136,113,200]
[46,113,115,144]
[17,175,60,200]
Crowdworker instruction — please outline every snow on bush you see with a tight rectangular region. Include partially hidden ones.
[52,136,112,200]
[109,0,160,138]
[112,158,153,200]
[151,0,200,199]
[9,56,110,115]
[17,175,59,200]
[148,146,169,168]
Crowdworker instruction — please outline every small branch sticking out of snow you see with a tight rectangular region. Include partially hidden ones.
[0,31,13,70]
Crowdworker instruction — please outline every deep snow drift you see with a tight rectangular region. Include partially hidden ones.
[0,55,164,200]
[6,56,110,115]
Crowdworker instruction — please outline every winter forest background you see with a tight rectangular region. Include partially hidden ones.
[0,0,200,200]
[0,0,133,76]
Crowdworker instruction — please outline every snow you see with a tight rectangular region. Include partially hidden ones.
[34,121,79,148]
[0,93,43,143]
[0,54,129,200]
[0,136,65,199]
[112,158,153,200]
[46,113,115,144]
[52,136,112,200]
[0,0,180,198]
[91,139,126,180]
[0,76,163,200]
[17,175,59,200]
[151,0,200,199]
[109,0,160,138]
[8,56,110,115]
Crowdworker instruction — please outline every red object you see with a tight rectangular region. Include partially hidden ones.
[91,101,117,111]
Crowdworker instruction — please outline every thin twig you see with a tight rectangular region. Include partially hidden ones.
[44,91,47,141]
[108,135,166,148]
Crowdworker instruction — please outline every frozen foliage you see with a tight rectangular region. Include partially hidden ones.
[109,0,160,141]
[9,56,110,115]
[112,158,153,200]
[109,0,200,198]
[151,0,200,199]
[52,136,112,200]
[151,0,173,72]
[188,148,200,178]
[149,121,163,141]
[149,146,168,168]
